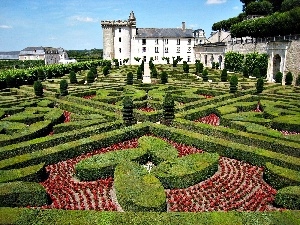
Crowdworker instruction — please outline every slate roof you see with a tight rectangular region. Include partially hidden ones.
[136,28,194,38]
[0,51,20,60]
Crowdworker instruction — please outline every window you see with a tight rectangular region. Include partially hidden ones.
[142,39,146,45]
[142,47,146,53]
[119,37,121,42]
[164,39,168,44]
[119,28,121,32]
[119,48,121,53]
[143,56,146,62]
[187,47,191,53]
[177,39,180,45]
[188,39,191,45]
[176,47,180,53]
[155,47,159,53]
[155,39,159,45]
[164,47,168,53]
[155,56,158,60]
[187,56,191,62]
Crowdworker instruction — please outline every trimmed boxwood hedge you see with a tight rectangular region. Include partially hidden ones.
[0,181,49,207]
[264,162,300,190]
[0,163,46,183]
[153,152,219,189]
[114,161,166,212]
[275,186,300,210]
[272,115,300,132]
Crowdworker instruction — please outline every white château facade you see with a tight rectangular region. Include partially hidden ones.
[101,11,206,65]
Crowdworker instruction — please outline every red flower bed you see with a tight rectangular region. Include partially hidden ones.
[253,102,263,112]
[194,114,220,126]
[280,130,300,136]
[63,111,71,123]
[39,137,280,212]
[83,95,96,99]
[199,94,213,99]
[138,107,156,112]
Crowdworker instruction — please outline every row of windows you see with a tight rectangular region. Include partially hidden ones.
[142,56,191,62]
[118,47,192,54]
[143,38,192,45]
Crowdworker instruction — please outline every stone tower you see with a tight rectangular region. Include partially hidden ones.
[101,11,136,64]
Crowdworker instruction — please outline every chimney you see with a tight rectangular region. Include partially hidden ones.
[182,22,186,31]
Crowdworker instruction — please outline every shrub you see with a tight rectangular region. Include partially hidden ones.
[243,66,249,78]
[33,80,43,97]
[69,71,77,84]
[37,68,45,81]
[137,66,143,80]
[90,66,97,76]
[161,71,168,84]
[285,71,293,85]
[151,67,158,79]
[275,186,300,210]
[196,62,204,74]
[220,68,228,82]
[296,75,300,86]
[86,71,94,83]
[122,96,135,126]
[202,69,208,82]
[215,62,220,69]
[183,62,189,73]
[252,68,261,78]
[5,74,14,88]
[229,75,238,93]
[211,62,216,69]
[59,79,68,96]
[162,93,175,125]
[275,71,283,83]
[127,72,133,85]
[103,66,109,76]
[256,77,264,94]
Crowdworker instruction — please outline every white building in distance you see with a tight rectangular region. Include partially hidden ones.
[101,11,206,65]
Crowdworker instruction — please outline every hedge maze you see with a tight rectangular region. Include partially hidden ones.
[0,63,300,224]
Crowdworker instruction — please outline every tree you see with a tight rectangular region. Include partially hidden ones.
[212,62,216,69]
[151,66,158,78]
[202,69,209,82]
[253,68,261,78]
[103,66,109,76]
[246,1,273,15]
[230,75,238,93]
[215,62,220,69]
[161,71,168,84]
[37,68,45,81]
[243,66,249,78]
[86,70,95,83]
[162,93,175,126]
[285,71,293,85]
[256,77,264,94]
[224,52,244,72]
[127,72,133,85]
[281,0,300,12]
[137,67,143,80]
[275,71,283,83]
[220,69,228,82]
[60,79,68,96]
[122,96,135,126]
[196,62,204,74]
[69,71,77,84]
[33,80,43,97]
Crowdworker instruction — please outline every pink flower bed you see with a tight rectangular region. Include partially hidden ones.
[138,107,156,112]
[82,95,96,99]
[39,137,280,212]
[194,114,220,126]
[199,94,213,99]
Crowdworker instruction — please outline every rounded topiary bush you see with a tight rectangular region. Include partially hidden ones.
[275,186,300,210]
[103,66,109,76]
[69,71,77,84]
[202,69,208,82]
[127,72,133,85]
[37,68,45,81]
[220,68,227,82]
[275,71,283,83]
[60,79,68,96]
[230,75,238,93]
[33,80,43,97]
[252,68,261,78]
[256,77,264,94]
[243,66,249,78]
[161,71,168,84]
[137,66,143,80]
[285,71,293,85]
[86,71,95,84]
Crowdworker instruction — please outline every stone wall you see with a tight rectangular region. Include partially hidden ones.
[286,40,300,82]
[226,42,267,54]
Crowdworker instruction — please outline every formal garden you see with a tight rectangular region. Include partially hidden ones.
[0,58,299,224]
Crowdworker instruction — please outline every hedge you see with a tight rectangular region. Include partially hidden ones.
[0,163,46,183]
[153,152,219,189]
[0,120,124,160]
[114,161,166,212]
[275,186,300,210]
[271,114,300,132]
[134,109,163,123]
[0,181,49,207]
[0,208,300,225]
[0,123,149,170]
[264,162,300,189]
[221,112,272,127]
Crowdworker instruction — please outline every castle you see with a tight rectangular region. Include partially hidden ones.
[101,11,205,65]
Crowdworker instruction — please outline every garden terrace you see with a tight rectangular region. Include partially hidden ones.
[0,62,299,224]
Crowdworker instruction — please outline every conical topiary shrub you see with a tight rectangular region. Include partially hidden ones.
[256,77,264,94]
[103,66,109,76]
[275,72,283,83]
[69,71,77,84]
[202,69,208,82]
[151,66,158,79]
[162,93,175,126]
[243,66,249,78]
[285,72,293,85]
[229,75,238,93]
[37,68,45,81]
[86,70,95,84]
[33,80,43,97]
[122,96,135,126]
[220,68,227,82]
[127,72,133,85]
[137,67,143,80]
[161,71,168,84]
[60,79,68,96]
[252,68,261,78]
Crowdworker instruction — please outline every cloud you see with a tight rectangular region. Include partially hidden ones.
[73,16,98,23]
[233,6,240,10]
[206,0,227,4]
[0,25,12,29]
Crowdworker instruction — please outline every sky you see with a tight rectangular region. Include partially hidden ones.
[0,0,243,51]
